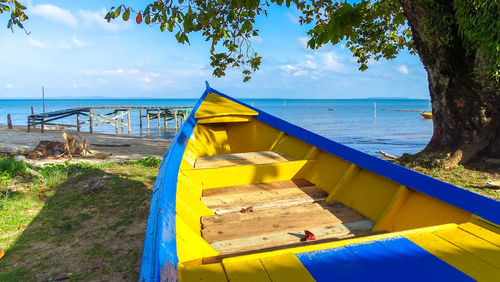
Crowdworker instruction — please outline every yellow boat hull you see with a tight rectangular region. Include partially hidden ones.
[420,112,432,119]
[139,85,500,281]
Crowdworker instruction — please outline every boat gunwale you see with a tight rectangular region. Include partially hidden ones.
[139,86,209,281]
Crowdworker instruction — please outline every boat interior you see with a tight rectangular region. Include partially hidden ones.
[173,93,498,280]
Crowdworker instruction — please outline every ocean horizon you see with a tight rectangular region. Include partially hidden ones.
[0,98,433,157]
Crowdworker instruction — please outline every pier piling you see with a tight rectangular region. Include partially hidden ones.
[157,109,161,130]
[120,112,124,134]
[174,110,178,129]
[163,110,167,130]
[139,110,142,129]
[127,110,131,135]
[114,111,118,134]
[7,114,12,129]
[77,113,80,132]
[89,109,93,133]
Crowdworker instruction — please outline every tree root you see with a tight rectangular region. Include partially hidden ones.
[396,150,463,169]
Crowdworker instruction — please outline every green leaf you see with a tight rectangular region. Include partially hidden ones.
[241,21,252,33]
[122,9,130,21]
[0,4,10,12]
[114,6,122,18]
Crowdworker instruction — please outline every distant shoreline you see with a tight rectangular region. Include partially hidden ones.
[0,97,429,100]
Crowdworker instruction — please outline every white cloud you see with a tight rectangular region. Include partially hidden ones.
[297,37,309,50]
[79,67,209,90]
[250,36,263,44]
[78,9,131,32]
[82,68,166,88]
[279,51,346,78]
[27,38,45,48]
[30,4,78,27]
[297,36,335,51]
[72,36,87,47]
[397,65,409,74]
[323,52,343,72]
[280,65,297,72]
[55,41,71,50]
[5,84,13,89]
[286,12,299,24]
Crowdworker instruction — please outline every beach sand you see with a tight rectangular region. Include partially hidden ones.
[0,126,171,164]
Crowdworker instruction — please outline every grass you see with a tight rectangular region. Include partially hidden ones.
[134,156,162,167]
[0,157,27,187]
[0,156,160,281]
[0,154,498,280]
[399,161,500,200]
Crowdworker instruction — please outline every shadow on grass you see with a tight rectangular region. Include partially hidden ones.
[0,163,156,281]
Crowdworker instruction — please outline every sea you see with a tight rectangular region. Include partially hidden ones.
[0,98,432,157]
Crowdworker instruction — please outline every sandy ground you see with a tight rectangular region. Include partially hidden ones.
[0,126,171,164]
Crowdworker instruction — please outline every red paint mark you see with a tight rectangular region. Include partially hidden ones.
[304,230,316,241]
[158,210,163,214]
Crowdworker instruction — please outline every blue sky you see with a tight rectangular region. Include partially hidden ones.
[0,0,429,99]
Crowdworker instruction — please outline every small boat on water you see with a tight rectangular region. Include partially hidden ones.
[420,112,432,119]
[140,83,500,281]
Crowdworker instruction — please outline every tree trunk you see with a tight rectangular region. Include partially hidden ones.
[400,0,500,167]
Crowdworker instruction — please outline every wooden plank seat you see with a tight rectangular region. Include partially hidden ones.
[200,179,376,256]
[211,220,376,256]
[202,180,327,214]
[195,151,294,169]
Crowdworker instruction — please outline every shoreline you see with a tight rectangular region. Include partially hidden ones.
[0,125,171,165]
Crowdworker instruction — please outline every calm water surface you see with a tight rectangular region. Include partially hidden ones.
[0,98,432,157]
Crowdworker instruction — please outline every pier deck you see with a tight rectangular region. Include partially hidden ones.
[27,106,192,134]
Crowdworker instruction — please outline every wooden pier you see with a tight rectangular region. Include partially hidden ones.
[27,106,192,134]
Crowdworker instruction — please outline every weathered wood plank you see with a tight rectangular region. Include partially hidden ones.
[206,193,328,215]
[203,184,324,205]
[211,220,374,255]
[202,202,345,226]
[202,179,314,197]
[201,202,367,242]
[195,151,294,169]
[201,179,327,213]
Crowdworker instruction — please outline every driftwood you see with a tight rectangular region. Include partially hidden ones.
[90,143,130,147]
[378,150,398,160]
[27,141,67,160]
[27,132,92,160]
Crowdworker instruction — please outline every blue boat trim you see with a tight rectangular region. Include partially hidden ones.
[206,85,500,226]
[296,237,473,281]
[139,87,208,282]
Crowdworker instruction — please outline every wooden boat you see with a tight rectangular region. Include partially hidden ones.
[140,83,500,281]
[420,112,432,119]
